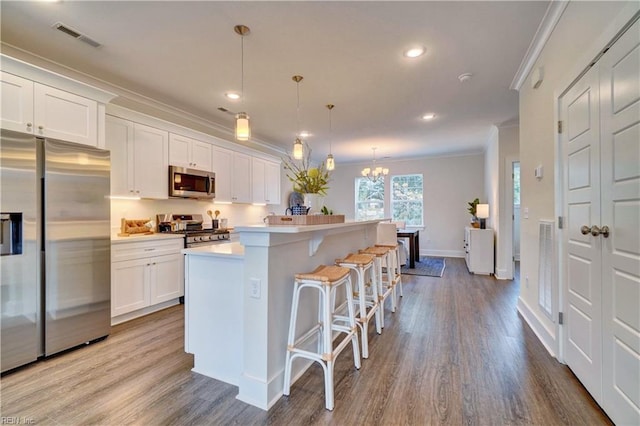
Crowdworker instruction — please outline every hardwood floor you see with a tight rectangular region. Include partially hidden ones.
[1,258,611,425]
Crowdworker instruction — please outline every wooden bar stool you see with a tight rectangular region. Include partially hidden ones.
[283,265,361,411]
[360,245,395,328]
[335,253,381,359]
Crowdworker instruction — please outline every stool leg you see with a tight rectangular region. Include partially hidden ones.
[375,257,386,329]
[283,281,301,396]
[388,251,397,313]
[355,265,370,359]
[323,359,335,411]
[344,276,361,369]
[396,248,403,297]
[369,264,382,334]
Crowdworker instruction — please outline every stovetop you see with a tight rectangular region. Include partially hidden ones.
[164,228,229,236]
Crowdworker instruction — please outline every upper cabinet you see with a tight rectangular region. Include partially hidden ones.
[169,133,212,172]
[231,152,252,204]
[1,72,99,147]
[211,146,233,202]
[105,115,169,199]
[252,157,281,205]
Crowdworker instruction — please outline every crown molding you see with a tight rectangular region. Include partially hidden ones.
[0,43,285,157]
[510,1,569,91]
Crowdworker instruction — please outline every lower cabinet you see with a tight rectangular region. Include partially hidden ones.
[464,227,494,275]
[111,237,184,322]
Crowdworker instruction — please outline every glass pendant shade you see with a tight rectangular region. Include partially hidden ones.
[293,138,304,160]
[234,25,251,142]
[326,153,335,171]
[235,112,250,141]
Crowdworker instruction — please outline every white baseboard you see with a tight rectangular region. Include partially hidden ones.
[422,249,465,258]
[517,297,557,358]
[111,299,180,325]
[495,268,512,280]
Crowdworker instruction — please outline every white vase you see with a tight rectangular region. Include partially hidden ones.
[303,193,323,214]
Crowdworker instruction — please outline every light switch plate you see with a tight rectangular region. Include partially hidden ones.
[250,278,261,299]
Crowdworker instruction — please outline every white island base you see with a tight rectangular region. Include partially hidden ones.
[183,220,380,410]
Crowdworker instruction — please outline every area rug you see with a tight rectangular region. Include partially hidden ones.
[401,257,446,277]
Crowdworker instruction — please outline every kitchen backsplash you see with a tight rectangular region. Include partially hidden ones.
[111,198,280,233]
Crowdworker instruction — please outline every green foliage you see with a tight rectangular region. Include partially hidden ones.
[320,205,333,215]
[282,146,330,195]
[468,198,480,217]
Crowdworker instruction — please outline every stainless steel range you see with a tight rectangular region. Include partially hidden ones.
[156,213,230,248]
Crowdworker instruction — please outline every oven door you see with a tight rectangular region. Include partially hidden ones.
[169,166,215,199]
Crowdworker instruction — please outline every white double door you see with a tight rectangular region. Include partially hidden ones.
[560,19,639,425]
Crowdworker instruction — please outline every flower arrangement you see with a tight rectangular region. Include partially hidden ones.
[282,147,330,195]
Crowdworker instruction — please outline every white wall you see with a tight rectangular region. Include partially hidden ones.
[323,153,485,257]
[518,1,639,355]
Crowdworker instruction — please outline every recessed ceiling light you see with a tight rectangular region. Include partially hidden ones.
[404,46,426,58]
[422,113,436,120]
[458,73,473,83]
[225,92,240,100]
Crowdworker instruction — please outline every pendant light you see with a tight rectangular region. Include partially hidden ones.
[292,75,304,160]
[325,104,335,171]
[234,25,250,141]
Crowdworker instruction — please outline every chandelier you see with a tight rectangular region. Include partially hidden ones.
[361,147,389,182]
[234,25,250,141]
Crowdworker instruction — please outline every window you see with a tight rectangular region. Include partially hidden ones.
[391,174,423,226]
[355,177,385,220]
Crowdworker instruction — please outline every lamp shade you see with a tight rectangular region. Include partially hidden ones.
[235,113,250,141]
[476,204,489,219]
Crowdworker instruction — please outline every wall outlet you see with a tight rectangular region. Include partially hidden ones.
[250,278,261,299]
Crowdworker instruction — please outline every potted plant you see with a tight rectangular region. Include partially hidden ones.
[282,146,331,213]
[468,198,480,228]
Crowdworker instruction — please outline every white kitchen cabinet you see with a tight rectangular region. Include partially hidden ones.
[231,152,252,203]
[169,133,212,171]
[211,145,233,202]
[1,72,99,147]
[252,157,281,205]
[105,115,169,199]
[464,227,494,275]
[111,237,184,323]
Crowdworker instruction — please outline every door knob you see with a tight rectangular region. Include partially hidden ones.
[590,225,602,236]
[580,225,591,235]
[600,225,610,238]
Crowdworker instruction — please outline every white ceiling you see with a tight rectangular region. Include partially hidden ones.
[0,1,550,163]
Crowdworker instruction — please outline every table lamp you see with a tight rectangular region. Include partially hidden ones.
[476,204,489,229]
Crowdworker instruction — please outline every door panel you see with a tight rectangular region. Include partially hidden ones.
[562,62,603,402]
[599,19,640,425]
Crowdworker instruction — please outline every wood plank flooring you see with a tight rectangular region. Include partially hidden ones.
[1,258,611,425]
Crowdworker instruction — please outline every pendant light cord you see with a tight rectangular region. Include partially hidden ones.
[296,81,300,136]
[241,34,245,105]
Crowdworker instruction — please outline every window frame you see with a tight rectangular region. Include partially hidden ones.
[390,173,424,227]
[354,177,385,221]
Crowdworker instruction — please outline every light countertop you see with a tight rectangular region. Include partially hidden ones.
[234,219,382,234]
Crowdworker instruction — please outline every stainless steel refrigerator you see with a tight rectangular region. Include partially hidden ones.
[1,129,111,373]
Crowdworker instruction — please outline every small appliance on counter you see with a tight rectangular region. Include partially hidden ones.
[156,213,230,248]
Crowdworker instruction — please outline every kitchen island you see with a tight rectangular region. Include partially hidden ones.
[182,220,381,410]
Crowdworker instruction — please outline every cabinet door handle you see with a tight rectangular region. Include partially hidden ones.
[38,125,44,130]
[144,248,156,251]
[26,122,32,128]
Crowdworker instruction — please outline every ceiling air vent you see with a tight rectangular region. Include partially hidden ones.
[53,22,102,48]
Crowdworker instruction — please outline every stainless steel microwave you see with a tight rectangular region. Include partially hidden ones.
[169,166,215,199]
